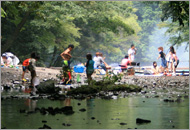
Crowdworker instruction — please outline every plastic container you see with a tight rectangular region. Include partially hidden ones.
[74,65,85,73]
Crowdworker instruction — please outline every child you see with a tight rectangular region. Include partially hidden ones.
[1,54,13,67]
[157,47,167,73]
[85,53,94,85]
[170,49,179,76]
[120,55,131,72]
[28,52,40,87]
[151,61,160,74]
[60,44,74,84]
[22,58,31,82]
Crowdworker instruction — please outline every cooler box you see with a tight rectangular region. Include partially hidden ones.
[74,65,85,73]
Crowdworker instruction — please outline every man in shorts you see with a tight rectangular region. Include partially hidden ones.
[60,44,74,84]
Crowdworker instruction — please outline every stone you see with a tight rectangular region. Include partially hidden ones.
[42,124,51,129]
[42,120,47,123]
[91,117,95,120]
[79,108,86,112]
[77,103,81,106]
[136,118,151,124]
[120,123,127,125]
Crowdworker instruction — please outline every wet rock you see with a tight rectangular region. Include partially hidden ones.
[136,118,151,124]
[120,123,127,125]
[42,124,51,129]
[184,95,189,98]
[19,109,26,113]
[163,99,174,102]
[61,106,75,115]
[79,108,86,112]
[141,91,147,94]
[27,111,36,114]
[91,117,95,120]
[66,124,71,126]
[42,120,47,123]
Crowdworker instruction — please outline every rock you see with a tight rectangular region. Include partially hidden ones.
[19,109,26,113]
[184,95,189,98]
[66,124,71,126]
[42,124,51,129]
[1,127,6,129]
[136,118,151,124]
[27,111,36,114]
[42,120,47,123]
[79,108,86,112]
[120,123,127,125]
[62,123,66,126]
[91,117,95,120]
[77,103,81,106]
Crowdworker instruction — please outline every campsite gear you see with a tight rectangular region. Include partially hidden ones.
[77,74,81,83]
[74,65,85,73]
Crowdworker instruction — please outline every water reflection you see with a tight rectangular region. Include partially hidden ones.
[1,97,189,129]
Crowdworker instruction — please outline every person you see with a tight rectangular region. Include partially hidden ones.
[2,52,20,66]
[128,44,137,62]
[170,49,179,76]
[151,61,160,74]
[120,55,131,72]
[22,57,31,82]
[60,44,74,84]
[93,52,110,74]
[85,53,94,85]
[166,46,176,73]
[99,52,111,71]
[1,53,13,67]
[28,52,40,87]
[157,47,167,73]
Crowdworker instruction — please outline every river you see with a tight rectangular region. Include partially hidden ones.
[1,89,189,129]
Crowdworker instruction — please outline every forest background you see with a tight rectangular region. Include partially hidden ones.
[1,1,189,67]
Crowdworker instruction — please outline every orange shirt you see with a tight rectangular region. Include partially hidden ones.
[22,58,30,66]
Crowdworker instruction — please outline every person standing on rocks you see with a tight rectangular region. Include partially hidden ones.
[85,53,94,85]
[170,48,179,76]
[28,52,40,87]
[22,58,31,82]
[60,44,74,84]
[157,47,167,73]
[128,44,137,62]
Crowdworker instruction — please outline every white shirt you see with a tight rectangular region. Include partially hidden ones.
[93,56,104,68]
[128,48,135,62]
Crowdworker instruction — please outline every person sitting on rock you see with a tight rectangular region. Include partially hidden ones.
[120,55,131,72]
[151,61,160,75]
[60,44,74,84]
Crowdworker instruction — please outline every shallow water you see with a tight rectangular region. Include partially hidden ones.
[1,93,189,129]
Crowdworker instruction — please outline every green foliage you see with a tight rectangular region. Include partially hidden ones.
[1,8,7,17]
[1,1,188,67]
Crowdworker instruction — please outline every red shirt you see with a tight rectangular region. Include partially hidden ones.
[22,58,30,66]
[121,58,131,69]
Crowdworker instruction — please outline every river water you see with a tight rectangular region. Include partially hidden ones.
[1,90,189,129]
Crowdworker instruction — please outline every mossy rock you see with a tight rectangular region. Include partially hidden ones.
[37,80,61,94]
[67,83,141,96]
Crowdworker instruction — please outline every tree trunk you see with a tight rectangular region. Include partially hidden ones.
[2,11,30,52]
[48,46,57,67]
